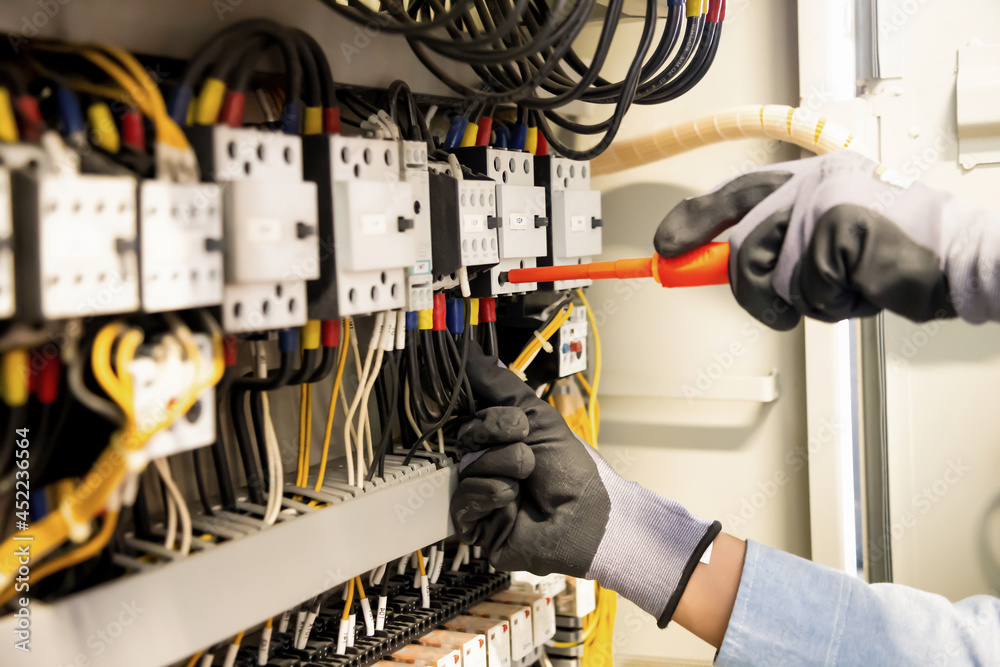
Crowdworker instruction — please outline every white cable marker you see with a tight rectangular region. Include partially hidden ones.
[199,654,214,667]
[258,625,272,666]
[420,574,431,608]
[376,595,388,631]
[297,607,319,650]
[372,562,386,586]
[336,620,349,655]
[293,609,307,646]
[347,613,356,647]
[451,544,468,571]
[360,597,376,636]
[278,610,291,634]
[396,310,407,350]
[431,546,446,583]
[222,642,240,667]
[398,553,411,575]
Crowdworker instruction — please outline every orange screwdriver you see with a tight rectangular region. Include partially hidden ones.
[503,243,730,288]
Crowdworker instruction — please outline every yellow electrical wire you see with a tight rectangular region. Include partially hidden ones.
[185,651,203,667]
[315,319,351,492]
[416,549,427,577]
[0,509,120,606]
[194,77,226,125]
[87,101,120,153]
[575,289,602,441]
[342,578,356,621]
[510,303,574,374]
[0,317,225,587]
[355,576,366,599]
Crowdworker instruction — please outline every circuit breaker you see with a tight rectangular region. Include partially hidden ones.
[130,333,216,459]
[402,140,434,312]
[428,167,499,290]
[12,169,140,321]
[303,135,416,317]
[138,182,224,313]
[187,126,319,333]
[534,156,602,291]
[452,148,547,297]
[0,168,13,319]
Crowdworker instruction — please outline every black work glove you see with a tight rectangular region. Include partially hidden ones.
[655,151,1000,329]
[450,344,720,627]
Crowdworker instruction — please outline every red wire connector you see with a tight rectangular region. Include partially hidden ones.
[479,297,497,323]
[121,109,145,151]
[322,319,341,347]
[707,0,726,22]
[324,107,341,134]
[30,352,60,405]
[536,131,548,156]
[432,294,448,331]
[220,91,245,128]
[224,335,239,367]
[14,95,43,142]
[475,117,493,146]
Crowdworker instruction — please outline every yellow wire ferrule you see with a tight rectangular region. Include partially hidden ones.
[460,121,479,148]
[304,106,323,135]
[525,127,538,155]
[686,0,703,18]
[303,320,322,350]
[194,77,226,125]
[469,299,480,326]
[0,349,29,407]
[88,102,120,153]
[417,309,434,331]
[0,88,18,143]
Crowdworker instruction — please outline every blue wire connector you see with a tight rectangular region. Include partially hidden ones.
[446,299,465,336]
[445,116,469,149]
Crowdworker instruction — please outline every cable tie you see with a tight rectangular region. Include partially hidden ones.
[532,331,554,353]
[60,499,92,544]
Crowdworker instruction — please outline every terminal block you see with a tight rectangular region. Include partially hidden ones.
[402,140,434,312]
[452,147,547,297]
[428,166,499,291]
[12,169,139,321]
[130,333,215,459]
[534,156,602,291]
[0,169,13,319]
[187,126,318,333]
[138,181,223,313]
[304,135,417,318]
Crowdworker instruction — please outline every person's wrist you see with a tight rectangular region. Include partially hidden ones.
[584,466,720,626]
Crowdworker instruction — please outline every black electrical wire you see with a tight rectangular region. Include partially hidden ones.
[420,330,449,409]
[296,29,338,108]
[211,386,238,510]
[484,321,498,358]
[248,390,270,493]
[444,332,476,416]
[305,345,338,384]
[642,22,723,103]
[287,349,319,386]
[368,351,401,482]
[230,388,266,505]
[191,447,216,516]
[403,299,472,466]
[405,333,437,426]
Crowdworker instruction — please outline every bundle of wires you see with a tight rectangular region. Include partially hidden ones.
[0,312,225,596]
[319,0,727,159]
[173,19,340,135]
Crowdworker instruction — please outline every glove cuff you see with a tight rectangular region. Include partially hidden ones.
[584,458,720,626]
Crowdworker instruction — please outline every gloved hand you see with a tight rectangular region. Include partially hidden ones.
[655,150,1000,330]
[450,344,720,627]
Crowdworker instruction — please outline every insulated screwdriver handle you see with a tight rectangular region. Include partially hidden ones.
[504,242,730,288]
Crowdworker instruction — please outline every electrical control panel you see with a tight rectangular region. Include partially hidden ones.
[131,333,216,459]
[402,140,434,312]
[534,156,602,291]
[12,169,140,321]
[0,168,13,319]
[304,135,416,318]
[138,181,224,313]
[187,126,319,333]
[452,148,547,297]
[428,168,500,291]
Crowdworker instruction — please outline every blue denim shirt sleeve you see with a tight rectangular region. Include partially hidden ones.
[715,540,1000,666]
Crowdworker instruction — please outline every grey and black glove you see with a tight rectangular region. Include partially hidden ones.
[450,345,720,627]
[655,150,1000,330]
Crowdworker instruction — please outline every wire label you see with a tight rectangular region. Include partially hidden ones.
[361,213,388,236]
[464,214,486,232]
[508,213,529,231]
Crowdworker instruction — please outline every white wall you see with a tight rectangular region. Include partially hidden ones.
[583,1,810,663]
